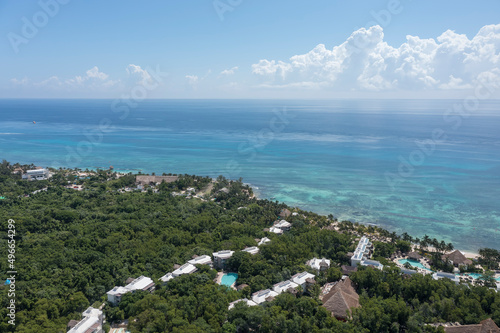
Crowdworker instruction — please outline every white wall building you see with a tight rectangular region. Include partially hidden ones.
[67,307,104,333]
[258,237,271,246]
[306,258,331,271]
[213,250,235,269]
[252,289,279,305]
[273,280,298,294]
[107,276,155,305]
[291,271,316,289]
[350,236,372,267]
[188,255,213,267]
[22,168,49,180]
[242,246,259,255]
[228,298,257,310]
[432,272,460,284]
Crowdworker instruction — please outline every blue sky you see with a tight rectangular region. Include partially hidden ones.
[1,0,500,98]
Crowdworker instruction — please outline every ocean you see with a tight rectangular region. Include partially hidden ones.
[1,99,499,251]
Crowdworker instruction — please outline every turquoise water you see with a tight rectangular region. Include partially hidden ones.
[1,99,500,251]
[466,273,500,281]
[220,273,238,287]
[398,259,433,272]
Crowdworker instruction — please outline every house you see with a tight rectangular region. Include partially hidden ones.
[135,175,178,185]
[432,272,460,284]
[274,220,292,232]
[279,209,291,218]
[442,318,499,332]
[360,259,384,270]
[67,307,104,333]
[188,255,213,267]
[269,227,283,235]
[257,237,271,246]
[242,246,259,255]
[341,265,358,276]
[307,258,331,271]
[159,273,175,284]
[252,289,279,305]
[291,271,316,290]
[228,298,257,310]
[107,276,155,305]
[22,168,49,180]
[442,250,473,268]
[273,280,298,294]
[321,277,360,321]
[172,263,198,276]
[213,250,235,269]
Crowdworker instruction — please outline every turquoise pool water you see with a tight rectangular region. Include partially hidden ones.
[466,273,500,281]
[398,259,433,272]
[220,273,238,287]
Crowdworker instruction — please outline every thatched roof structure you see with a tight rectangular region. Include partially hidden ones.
[443,318,499,332]
[408,251,422,260]
[442,250,473,266]
[279,209,291,218]
[322,277,360,320]
[341,265,358,276]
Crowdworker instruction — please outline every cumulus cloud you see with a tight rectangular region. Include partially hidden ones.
[251,24,500,92]
[219,66,239,76]
[185,75,199,85]
[126,64,152,85]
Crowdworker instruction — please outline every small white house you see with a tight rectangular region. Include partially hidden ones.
[228,298,257,310]
[188,255,213,267]
[107,276,155,305]
[269,227,284,235]
[273,280,298,294]
[291,271,316,290]
[22,168,49,180]
[67,307,104,333]
[242,246,259,255]
[306,258,331,271]
[252,289,278,305]
[274,220,292,232]
[258,237,271,246]
[172,263,197,276]
[360,259,384,270]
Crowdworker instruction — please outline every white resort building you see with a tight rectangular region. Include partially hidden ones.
[432,272,460,284]
[67,307,104,333]
[242,246,260,255]
[252,289,279,305]
[22,168,50,180]
[273,280,299,294]
[107,276,155,305]
[291,271,316,290]
[307,258,331,271]
[188,255,213,267]
[160,263,198,284]
[257,237,271,246]
[228,298,257,310]
[213,250,235,269]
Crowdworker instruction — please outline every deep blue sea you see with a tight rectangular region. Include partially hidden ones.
[1,99,499,251]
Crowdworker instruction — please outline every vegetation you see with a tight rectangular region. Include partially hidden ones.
[0,161,499,332]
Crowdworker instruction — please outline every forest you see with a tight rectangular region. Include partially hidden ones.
[0,161,499,333]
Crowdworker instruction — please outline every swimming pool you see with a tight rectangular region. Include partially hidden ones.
[220,273,238,287]
[398,259,433,272]
[466,273,500,281]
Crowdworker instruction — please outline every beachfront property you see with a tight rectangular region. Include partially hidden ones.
[188,255,213,267]
[432,272,460,284]
[257,237,271,246]
[135,175,179,185]
[228,298,257,310]
[442,250,473,268]
[252,289,279,305]
[291,271,316,290]
[107,276,155,305]
[213,250,235,269]
[242,246,259,255]
[273,280,299,294]
[307,258,331,271]
[67,307,104,333]
[274,220,292,232]
[22,168,49,180]
[350,236,372,266]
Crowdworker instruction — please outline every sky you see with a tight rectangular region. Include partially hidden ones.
[1,0,500,99]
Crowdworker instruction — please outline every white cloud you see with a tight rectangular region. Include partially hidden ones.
[251,24,500,92]
[220,66,239,76]
[185,75,199,85]
[126,64,152,85]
